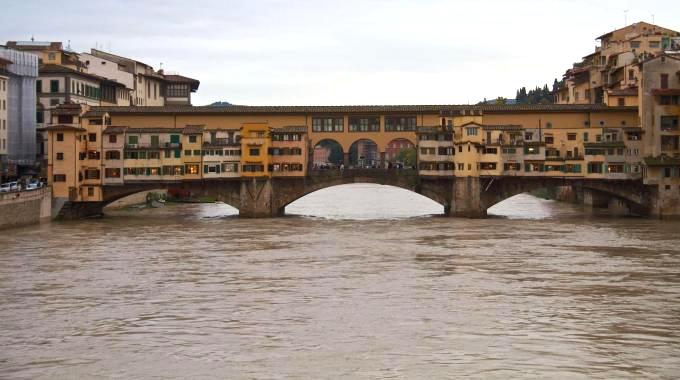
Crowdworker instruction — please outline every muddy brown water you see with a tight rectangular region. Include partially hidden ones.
[1,185,679,379]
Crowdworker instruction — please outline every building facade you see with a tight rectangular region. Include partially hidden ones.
[556,22,680,106]
[0,46,39,180]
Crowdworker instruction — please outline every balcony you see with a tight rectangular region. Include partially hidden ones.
[204,138,239,147]
[125,142,182,150]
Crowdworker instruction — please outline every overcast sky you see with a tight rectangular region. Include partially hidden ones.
[2,0,678,106]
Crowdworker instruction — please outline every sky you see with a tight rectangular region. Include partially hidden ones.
[2,0,679,106]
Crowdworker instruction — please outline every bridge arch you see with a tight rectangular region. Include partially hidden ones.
[312,138,344,168]
[102,180,243,212]
[271,171,452,215]
[348,139,380,168]
[478,177,651,216]
[385,138,416,166]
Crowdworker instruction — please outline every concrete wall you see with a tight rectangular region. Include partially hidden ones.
[0,187,51,230]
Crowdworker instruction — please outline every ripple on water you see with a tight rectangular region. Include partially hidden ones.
[0,186,679,379]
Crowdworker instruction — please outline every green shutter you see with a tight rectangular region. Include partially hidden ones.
[204,165,208,174]
[174,149,181,158]
[170,135,180,144]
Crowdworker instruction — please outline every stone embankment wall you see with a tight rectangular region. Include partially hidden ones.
[0,187,51,230]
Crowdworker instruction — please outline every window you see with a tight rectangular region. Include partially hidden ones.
[567,133,577,141]
[466,127,478,136]
[128,135,139,145]
[88,133,96,142]
[124,151,138,159]
[649,41,660,48]
[348,116,380,132]
[56,152,64,160]
[249,148,260,156]
[628,69,635,81]
[88,151,101,160]
[618,97,625,106]
[583,132,589,142]
[193,149,201,156]
[105,168,121,178]
[189,135,197,143]
[587,162,603,174]
[166,84,190,97]
[36,80,42,93]
[660,116,679,131]
[56,133,64,142]
[243,164,264,172]
[545,136,554,144]
[50,99,60,107]
[53,174,66,182]
[85,169,100,179]
[185,164,200,175]
[524,132,533,140]
[87,187,95,197]
[184,150,192,156]
[108,135,117,143]
[660,74,669,89]
[50,80,59,93]
[385,116,416,132]
[312,117,344,132]
[630,41,640,49]
[36,111,44,124]
[105,151,120,160]
[503,163,521,171]
[524,146,540,155]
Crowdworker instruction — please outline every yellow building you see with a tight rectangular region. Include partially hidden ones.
[556,22,679,105]
[240,123,270,177]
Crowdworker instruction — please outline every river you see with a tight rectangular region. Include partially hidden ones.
[1,184,679,379]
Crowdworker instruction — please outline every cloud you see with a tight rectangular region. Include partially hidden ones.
[2,0,678,105]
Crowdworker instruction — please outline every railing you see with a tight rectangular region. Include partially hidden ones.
[204,138,239,146]
[125,142,182,149]
[308,168,418,179]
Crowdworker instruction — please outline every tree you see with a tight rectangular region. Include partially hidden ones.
[396,147,416,167]
[495,97,507,105]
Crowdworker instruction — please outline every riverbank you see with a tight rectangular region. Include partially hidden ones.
[0,187,51,230]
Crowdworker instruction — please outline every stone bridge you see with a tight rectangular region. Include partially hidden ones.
[55,169,658,219]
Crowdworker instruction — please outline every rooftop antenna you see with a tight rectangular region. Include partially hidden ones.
[30,35,34,42]
[652,14,655,24]
[624,9,629,27]
[67,40,71,50]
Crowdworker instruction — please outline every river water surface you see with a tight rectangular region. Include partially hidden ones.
[1,184,679,379]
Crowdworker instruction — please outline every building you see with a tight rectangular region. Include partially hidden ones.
[556,22,680,105]
[0,46,39,180]
[0,56,9,178]
[638,53,680,210]
[6,40,201,177]
[42,103,643,203]
[87,49,199,107]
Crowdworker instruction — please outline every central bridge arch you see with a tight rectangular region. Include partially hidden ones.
[271,170,453,216]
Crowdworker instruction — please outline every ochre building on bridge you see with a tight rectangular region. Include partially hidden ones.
[41,100,680,218]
